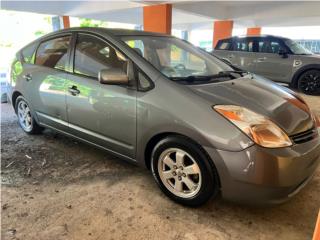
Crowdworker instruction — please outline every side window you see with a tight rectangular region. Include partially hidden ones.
[234,38,254,52]
[22,42,38,64]
[74,34,127,78]
[258,39,285,54]
[216,39,232,50]
[35,36,71,70]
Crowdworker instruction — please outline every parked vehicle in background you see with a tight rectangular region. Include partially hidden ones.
[0,69,9,103]
[8,28,320,206]
[213,35,320,95]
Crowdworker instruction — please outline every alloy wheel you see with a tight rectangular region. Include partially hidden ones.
[157,148,202,198]
[299,72,320,94]
[17,100,33,132]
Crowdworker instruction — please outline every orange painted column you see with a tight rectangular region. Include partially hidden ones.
[313,210,320,240]
[143,4,172,34]
[247,27,261,36]
[62,16,70,29]
[213,20,233,48]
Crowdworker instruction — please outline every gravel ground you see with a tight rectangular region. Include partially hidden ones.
[1,93,319,240]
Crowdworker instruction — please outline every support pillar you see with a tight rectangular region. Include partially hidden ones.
[52,16,70,31]
[247,27,261,36]
[143,4,172,34]
[213,20,233,48]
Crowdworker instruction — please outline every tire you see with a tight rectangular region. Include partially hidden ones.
[15,96,43,134]
[297,69,320,95]
[151,135,219,206]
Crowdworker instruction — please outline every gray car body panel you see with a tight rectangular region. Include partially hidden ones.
[8,28,320,204]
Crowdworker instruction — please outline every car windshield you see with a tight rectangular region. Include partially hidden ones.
[121,36,236,82]
[285,39,313,55]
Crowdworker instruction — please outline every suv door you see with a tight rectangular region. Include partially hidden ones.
[65,33,136,158]
[254,37,293,83]
[29,35,71,131]
[228,37,256,72]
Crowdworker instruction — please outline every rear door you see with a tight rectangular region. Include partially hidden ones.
[65,33,137,158]
[254,37,293,82]
[27,35,71,131]
[229,37,256,72]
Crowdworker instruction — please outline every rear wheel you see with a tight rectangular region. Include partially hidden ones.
[15,96,43,134]
[151,135,219,206]
[297,69,320,95]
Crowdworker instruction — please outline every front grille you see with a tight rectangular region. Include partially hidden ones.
[290,127,318,144]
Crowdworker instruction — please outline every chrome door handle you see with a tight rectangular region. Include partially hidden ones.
[23,73,32,81]
[68,86,80,96]
[228,55,235,59]
[257,57,266,62]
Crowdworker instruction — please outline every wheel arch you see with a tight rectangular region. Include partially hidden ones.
[291,64,320,88]
[12,91,22,112]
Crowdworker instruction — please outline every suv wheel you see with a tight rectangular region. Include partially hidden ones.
[297,69,320,95]
[15,96,43,134]
[151,135,219,206]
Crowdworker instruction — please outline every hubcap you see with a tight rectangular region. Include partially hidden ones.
[300,73,320,94]
[17,100,32,132]
[158,148,201,198]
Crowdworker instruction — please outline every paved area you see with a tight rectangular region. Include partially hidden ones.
[1,93,319,240]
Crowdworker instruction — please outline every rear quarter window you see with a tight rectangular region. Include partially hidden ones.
[21,42,38,64]
[216,40,232,50]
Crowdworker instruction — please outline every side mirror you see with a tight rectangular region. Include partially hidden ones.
[98,68,129,85]
[278,49,288,58]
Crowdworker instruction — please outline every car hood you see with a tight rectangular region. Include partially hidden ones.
[186,75,314,136]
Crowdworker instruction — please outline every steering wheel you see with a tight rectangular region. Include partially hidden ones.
[174,64,186,70]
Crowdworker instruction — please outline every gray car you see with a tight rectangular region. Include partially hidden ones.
[213,35,320,95]
[8,28,320,206]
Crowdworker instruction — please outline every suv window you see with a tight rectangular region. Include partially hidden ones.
[216,39,232,50]
[22,42,38,64]
[35,36,71,70]
[258,38,285,54]
[234,38,254,52]
[74,34,127,78]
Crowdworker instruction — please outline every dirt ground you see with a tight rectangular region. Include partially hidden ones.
[1,93,320,240]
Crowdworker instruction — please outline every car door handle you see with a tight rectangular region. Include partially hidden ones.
[68,86,80,96]
[257,57,267,62]
[23,73,32,81]
[228,55,235,59]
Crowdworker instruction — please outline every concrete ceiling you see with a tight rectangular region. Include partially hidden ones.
[2,1,320,30]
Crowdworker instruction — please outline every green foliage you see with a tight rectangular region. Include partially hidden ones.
[79,18,105,28]
[34,30,46,37]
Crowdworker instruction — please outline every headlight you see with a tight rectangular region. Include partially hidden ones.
[214,105,292,148]
[311,111,320,128]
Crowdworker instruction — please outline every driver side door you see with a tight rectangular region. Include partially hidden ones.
[65,33,137,158]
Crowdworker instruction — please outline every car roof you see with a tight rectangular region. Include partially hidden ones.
[39,27,172,39]
[219,35,289,41]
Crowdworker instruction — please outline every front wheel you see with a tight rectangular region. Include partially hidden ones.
[15,96,43,134]
[297,69,320,95]
[151,136,219,206]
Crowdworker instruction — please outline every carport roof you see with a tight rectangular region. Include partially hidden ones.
[2,1,320,29]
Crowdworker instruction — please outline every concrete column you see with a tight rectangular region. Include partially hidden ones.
[247,27,261,36]
[181,30,189,41]
[52,16,70,31]
[213,20,233,48]
[143,4,172,34]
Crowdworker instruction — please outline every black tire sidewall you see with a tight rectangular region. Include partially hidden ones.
[151,135,219,206]
[298,69,320,95]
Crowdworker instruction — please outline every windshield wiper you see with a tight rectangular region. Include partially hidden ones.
[170,70,249,83]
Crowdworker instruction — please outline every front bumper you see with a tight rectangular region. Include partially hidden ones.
[204,129,320,205]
